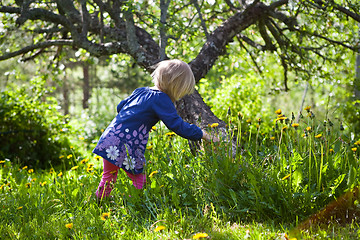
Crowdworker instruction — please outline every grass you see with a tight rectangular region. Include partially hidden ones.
[1,107,360,239]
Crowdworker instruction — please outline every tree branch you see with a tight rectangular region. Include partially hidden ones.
[236,35,263,74]
[190,1,266,82]
[0,6,74,29]
[124,7,145,64]
[193,0,209,39]
[258,18,276,51]
[331,1,360,23]
[80,0,91,38]
[159,0,171,60]
[0,40,73,61]
[237,33,265,50]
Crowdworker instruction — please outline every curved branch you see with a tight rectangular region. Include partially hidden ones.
[1,6,74,30]
[193,0,209,39]
[237,33,265,50]
[236,35,263,74]
[258,18,276,51]
[0,40,73,61]
[189,0,267,82]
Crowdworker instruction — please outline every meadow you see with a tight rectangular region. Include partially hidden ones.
[1,104,359,239]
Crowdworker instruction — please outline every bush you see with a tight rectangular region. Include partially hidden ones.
[0,78,75,168]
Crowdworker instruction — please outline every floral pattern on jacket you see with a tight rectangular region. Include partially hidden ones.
[94,121,149,173]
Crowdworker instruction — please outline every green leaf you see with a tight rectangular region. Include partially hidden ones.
[330,174,346,195]
[347,166,357,188]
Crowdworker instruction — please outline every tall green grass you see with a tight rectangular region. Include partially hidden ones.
[0,107,359,239]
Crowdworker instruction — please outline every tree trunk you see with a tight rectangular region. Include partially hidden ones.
[82,63,90,109]
[356,54,360,100]
[176,89,236,156]
[176,90,226,130]
[62,77,70,115]
[355,26,360,101]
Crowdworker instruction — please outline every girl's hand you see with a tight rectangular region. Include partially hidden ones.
[202,131,220,142]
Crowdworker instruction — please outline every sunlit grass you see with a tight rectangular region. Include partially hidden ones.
[0,107,359,239]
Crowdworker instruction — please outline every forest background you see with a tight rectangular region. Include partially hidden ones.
[0,0,360,239]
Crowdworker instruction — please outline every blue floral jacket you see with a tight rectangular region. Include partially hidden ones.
[93,87,203,174]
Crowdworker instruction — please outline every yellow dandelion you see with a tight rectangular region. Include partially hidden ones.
[149,171,158,178]
[152,126,157,130]
[71,166,79,170]
[270,137,275,140]
[40,181,47,187]
[101,128,104,132]
[70,146,73,149]
[49,168,54,174]
[292,123,299,128]
[193,232,209,239]
[25,183,31,188]
[282,126,288,131]
[28,169,34,173]
[67,154,73,159]
[329,149,335,153]
[0,160,6,164]
[58,172,63,177]
[352,147,357,152]
[0,184,5,189]
[210,123,219,128]
[95,156,101,161]
[275,109,282,115]
[65,223,73,229]
[304,106,311,112]
[80,158,89,164]
[246,119,252,123]
[101,212,111,221]
[17,206,23,210]
[146,145,153,150]
[315,134,322,139]
[59,155,65,159]
[354,140,360,146]
[86,167,94,173]
[22,166,28,170]
[110,170,117,175]
[31,178,37,182]
[306,126,312,131]
[154,225,166,232]
[165,132,176,136]
[79,136,85,140]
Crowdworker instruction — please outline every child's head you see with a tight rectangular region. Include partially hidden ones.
[151,59,195,102]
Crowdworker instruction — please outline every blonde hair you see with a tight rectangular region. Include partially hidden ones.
[151,59,195,102]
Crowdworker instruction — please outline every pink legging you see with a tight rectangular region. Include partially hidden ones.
[96,159,146,199]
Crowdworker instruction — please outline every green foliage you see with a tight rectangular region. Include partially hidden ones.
[0,77,75,168]
[200,73,273,132]
[0,112,359,238]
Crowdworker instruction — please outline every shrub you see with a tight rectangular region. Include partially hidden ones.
[0,78,75,168]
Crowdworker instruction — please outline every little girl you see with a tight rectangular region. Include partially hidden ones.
[93,59,215,199]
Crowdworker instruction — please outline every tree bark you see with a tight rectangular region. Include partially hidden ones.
[355,26,360,101]
[82,63,90,109]
[62,77,70,115]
